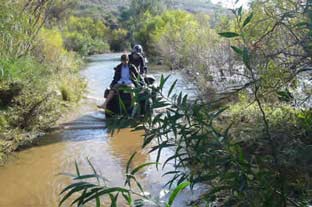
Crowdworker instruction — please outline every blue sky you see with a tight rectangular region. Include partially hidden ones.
[211,0,251,8]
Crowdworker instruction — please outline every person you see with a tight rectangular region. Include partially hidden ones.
[129,44,147,75]
[99,53,142,110]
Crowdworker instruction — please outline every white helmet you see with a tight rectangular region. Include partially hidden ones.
[133,44,143,53]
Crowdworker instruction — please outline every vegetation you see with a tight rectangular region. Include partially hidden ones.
[0,0,311,206]
[63,16,110,55]
[61,73,311,206]
[0,1,86,163]
[61,0,311,206]
[60,155,190,207]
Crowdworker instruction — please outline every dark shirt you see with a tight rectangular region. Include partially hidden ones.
[129,52,146,74]
[110,63,142,88]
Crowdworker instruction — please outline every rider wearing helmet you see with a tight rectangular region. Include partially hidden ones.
[129,44,147,75]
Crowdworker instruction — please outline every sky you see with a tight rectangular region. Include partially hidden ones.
[211,0,251,8]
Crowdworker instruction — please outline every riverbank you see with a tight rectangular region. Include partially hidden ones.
[0,95,85,165]
[0,54,170,165]
[0,59,86,165]
[0,53,204,207]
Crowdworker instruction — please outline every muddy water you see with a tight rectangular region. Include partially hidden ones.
[0,53,202,207]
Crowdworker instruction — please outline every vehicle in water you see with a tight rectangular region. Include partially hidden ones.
[103,76,156,119]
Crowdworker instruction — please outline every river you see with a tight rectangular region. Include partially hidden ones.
[0,53,203,207]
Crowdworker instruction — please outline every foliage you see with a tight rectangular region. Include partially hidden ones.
[0,1,33,58]
[1,0,311,206]
[63,16,110,55]
[61,1,312,204]
[60,154,190,207]
[45,0,76,25]
[61,72,311,206]
[129,0,167,17]
[109,28,131,52]
[121,0,168,45]
[134,10,199,57]
[60,2,311,205]
[58,73,86,103]
[133,9,236,84]
[0,1,86,163]
[218,0,311,96]
[0,55,84,131]
[134,77,311,206]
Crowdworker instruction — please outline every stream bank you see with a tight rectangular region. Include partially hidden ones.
[0,53,203,207]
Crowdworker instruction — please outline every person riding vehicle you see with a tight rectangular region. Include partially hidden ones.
[129,44,147,75]
[99,53,142,110]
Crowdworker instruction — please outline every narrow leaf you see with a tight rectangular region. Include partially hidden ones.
[167,182,191,206]
[159,75,170,91]
[75,161,80,176]
[131,162,158,175]
[59,183,96,206]
[231,46,243,55]
[118,95,127,114]
[218,32,240,38]
[60,182,93,195]
[242,47,250,68]
[168,80,177,97]
[126,152,137,174]
[96,192,101,207]
[243,12,253,28]
[82,187,129,204]
[238,6,243,17]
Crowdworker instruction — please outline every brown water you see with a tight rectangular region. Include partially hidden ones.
[0,54,202,207]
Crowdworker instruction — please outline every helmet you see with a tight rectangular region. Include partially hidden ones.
[133,44,143,53]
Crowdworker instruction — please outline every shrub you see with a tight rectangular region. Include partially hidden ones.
[109,28,130,52]
[63,16,110,55]
[0,0,86,163]
[58,74,86,102]
[34,28,66,66]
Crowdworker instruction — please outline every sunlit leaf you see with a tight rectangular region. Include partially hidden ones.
[167,182,190,206]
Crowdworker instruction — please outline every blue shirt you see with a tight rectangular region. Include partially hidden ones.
[118,64,132,85]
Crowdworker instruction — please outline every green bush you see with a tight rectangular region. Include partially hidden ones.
[63,16,110,55]
[109,28,130,52]
[0,2,86,161]
[0,114,7,130]
[134,10,227,71]
[58,74,86,102]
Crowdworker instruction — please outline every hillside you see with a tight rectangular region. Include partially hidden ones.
[169,0,225,13]
[74,0,229,20]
